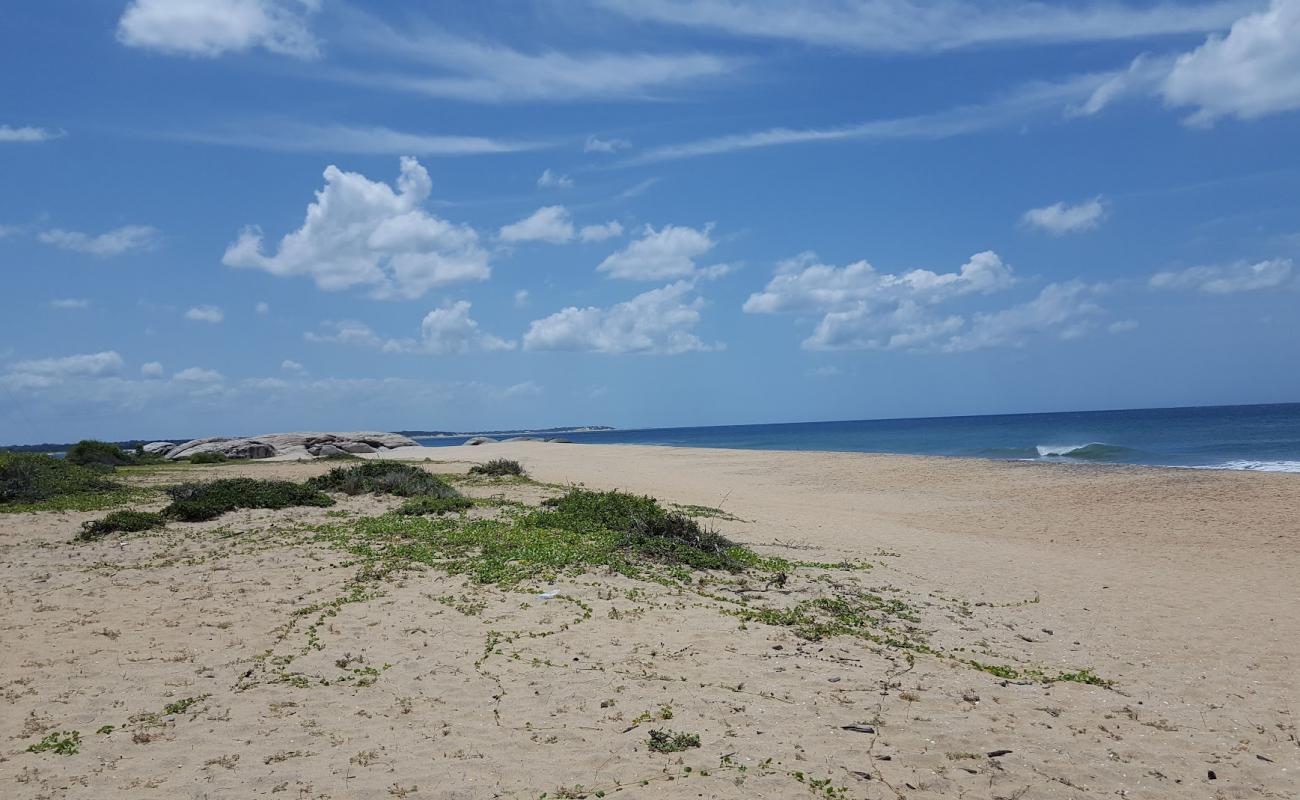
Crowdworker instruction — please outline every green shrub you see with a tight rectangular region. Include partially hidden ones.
[318,452,362,461]
[647,730,700,753]
[66,440,133,467]
[468,458,526,477]
[536,489,745,571]
[0,452,122,506]
[395,496,475,516]
[187,451,229,464]
[79,510,166,540]
[163,478,334,522]
[307,462,459,498]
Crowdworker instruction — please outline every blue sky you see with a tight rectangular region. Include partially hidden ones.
[2,0,1299,443]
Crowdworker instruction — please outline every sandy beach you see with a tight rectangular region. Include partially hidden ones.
[2,442,1296,799]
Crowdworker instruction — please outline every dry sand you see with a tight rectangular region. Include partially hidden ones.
[1,442,1296,799]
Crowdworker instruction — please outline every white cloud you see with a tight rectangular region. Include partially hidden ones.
[385,302,515,354]
[255,301,270,315]
[502,381,542,398]
[337,13,736,102]
[0,125,64,143]
[744,251,1099,352]
[537,169,575,189]
[1150,258,1294,293]
[624,72,1112,165]
[514,290,531,309]
[222,157,490,300]
[579,221,624,242]
[1109,319,1140,334]
[38,225,160,256]
[500,207,623,245]
[50,298,90,310]
[185,305,224,323]
[943,282,1106,352]
[280,359,306,374]
[176,121,538,156]
[116,0,321,59]
[595,0,1253,52]
[173,366,224,383]
[744,250,1015,314]
[141,361,164,377]
[500,206,576,244]
[1164,0,1300,125]
[523,281,719,355]
[1020,197,1107,235]
[0,224,20,239]
[304,320,384,348]
[9,351,124,379]
[307,303,513,355]
[597,224,716,280]
[585,136,632,153]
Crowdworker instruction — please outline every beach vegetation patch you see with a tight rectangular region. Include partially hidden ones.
[79,510,166,540]
[0,452,142,512]
[66,439,134,467]
[395,496,475,516]
[307,462,459,498]
[469,458,526,477]
[163,478,334,522]
[646,729,700,753]
[187,451,228,464]
[26,730,81,756]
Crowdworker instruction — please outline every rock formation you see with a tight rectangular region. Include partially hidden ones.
[164,432,418,461]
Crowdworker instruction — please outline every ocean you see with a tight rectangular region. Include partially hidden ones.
[413,403,1300,472]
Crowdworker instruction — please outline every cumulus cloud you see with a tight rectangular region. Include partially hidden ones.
[280,359,306,374]
[50,298,89,310]
[1164,0,1300,125]
[141,361,165,377]
[514,289,531,308]
[0,125,64,143]
[256,301,270,315]
[173,366,224,383]
[746,251,1099,351]
[38,225,160,257]
[222,157,491,300]
[579,221,624,242]
[500,207,624,245]
[523,281,719,355]
[597,224,716,280]
[537,169,574,189]
[942,282,1106,352]
[9,351,124,379]
[1150,258,1294,293]
[744,250,1015,314]
[1020,197,1107,235]
[185,305,224,323]
[116,0,321,59]
[500,206,575,244]
[585,136,632,153]
[307,303,513,355]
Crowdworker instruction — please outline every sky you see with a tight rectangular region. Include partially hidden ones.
[2,0,1299,443]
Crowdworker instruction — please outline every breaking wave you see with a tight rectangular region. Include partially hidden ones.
[1033,442,1137,462]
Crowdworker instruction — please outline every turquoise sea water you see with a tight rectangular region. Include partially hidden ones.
[415,403,1300,472]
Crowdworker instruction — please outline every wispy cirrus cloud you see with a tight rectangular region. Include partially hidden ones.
[0,125,64,143]
[593,0,1254,53]
[38,225,160,257]
[168,121,542,156]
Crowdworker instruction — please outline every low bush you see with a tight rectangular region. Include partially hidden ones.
[163,478,334,522]
[187,451,228,464]
[468,458,526,477]
[79,510,166,540]
[66,440,133,467]
[647,730,700,753]
[307,462,459,498]
[536,489,746,572]
[0,452,122,506]
[395,496,475,516]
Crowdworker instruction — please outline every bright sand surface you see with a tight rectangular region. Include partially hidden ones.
[2,442,1297,798]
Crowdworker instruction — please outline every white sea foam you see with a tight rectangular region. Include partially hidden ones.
[1036,443,1092,457]
[1190,460,1300,473]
